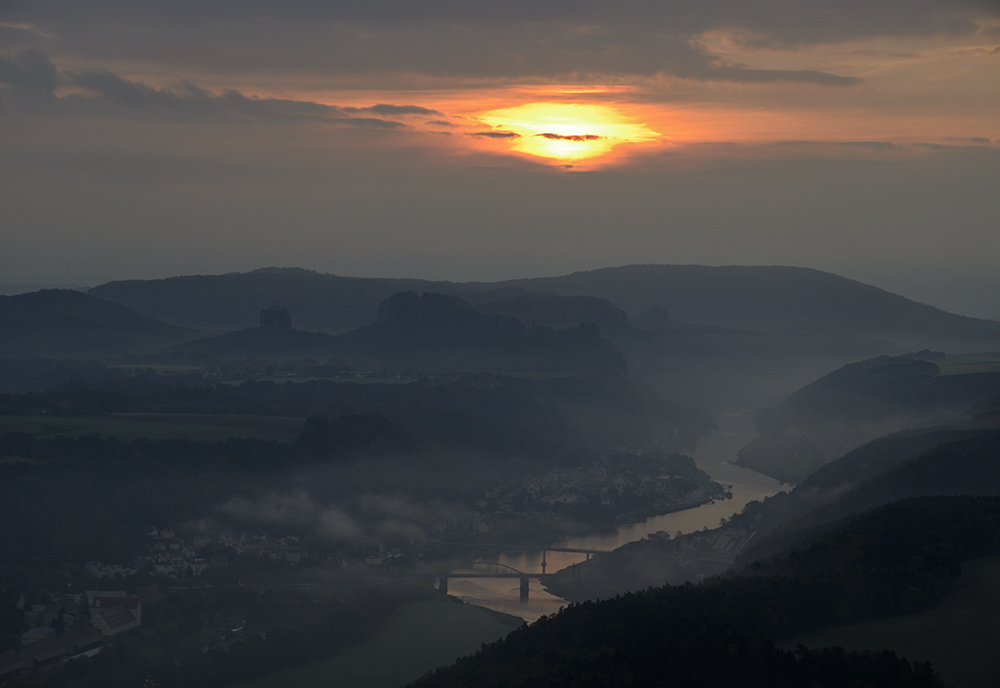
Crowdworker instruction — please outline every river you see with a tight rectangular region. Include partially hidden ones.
[445,411,786,622]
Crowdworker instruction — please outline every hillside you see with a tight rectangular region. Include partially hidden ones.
[0,289,198,358]
[412,496,1000,688]
[495,264,1000,344]
[88,268,441,334]
[542,422,1000,602]
[736,352,1000,481]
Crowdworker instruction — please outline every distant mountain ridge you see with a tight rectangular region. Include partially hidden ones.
[83,265,1000,409]
[0,289,196,358]
[89,264,1000,350]
[493,264,1000,343]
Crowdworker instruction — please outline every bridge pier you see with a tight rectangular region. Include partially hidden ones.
[519,577,529,602]
[439,576,448,594]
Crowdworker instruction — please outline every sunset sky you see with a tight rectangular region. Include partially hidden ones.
[2,0,998,317]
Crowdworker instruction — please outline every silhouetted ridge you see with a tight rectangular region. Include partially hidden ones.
[334,292,625,375]
[0,289,196,358]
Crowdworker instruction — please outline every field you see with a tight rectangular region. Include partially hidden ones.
[782,555,1000,688]
[0,413,305,442]
[241,599,519,688]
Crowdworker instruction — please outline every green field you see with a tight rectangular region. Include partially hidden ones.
[0,414,305,442]
[241,599,519,688]
[782,555,1000,688]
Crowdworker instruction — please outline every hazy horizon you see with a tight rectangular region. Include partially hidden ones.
[2,259,999,323]
[2,1,998,319]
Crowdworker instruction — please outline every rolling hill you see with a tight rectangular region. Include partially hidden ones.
[0,289,198,358]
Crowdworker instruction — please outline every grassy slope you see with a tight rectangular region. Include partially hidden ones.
[782,555,1000,688]
[241,599,519,688]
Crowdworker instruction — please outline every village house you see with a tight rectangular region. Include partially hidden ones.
[90,596,142,636]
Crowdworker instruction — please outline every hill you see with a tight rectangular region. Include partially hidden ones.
[411,495,1000,688]
[88,268,441,334]
[542,422,1000,602]
[0,289,198,358]
[329,291,627,376]
[736,352,1000,482]
[495,264,1000,345]
[87,265,1000,410]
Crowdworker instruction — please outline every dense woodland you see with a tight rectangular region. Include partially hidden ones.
[412,496,1000,688]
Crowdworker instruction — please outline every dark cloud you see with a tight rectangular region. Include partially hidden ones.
[426,119,457,128]
[943,137,992,145]
[335,116,406,129]
[0,49,59,93]
[836,141,900,152]
[2,59,412,128]
[10,1,967,83]
[700,66,861,86]
[357,103,444,117]
[470,131,521,138]
[538,133,603,141]
[914,141,997,152]
[776,140,900,152]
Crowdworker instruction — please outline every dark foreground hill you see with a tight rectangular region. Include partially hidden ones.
[0,289,197,358]
[411,495,1000,688]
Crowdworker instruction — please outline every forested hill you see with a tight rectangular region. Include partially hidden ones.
[88,268,442,334]
[88,265,1000,352]
[0,289,197,358]
[410,495,1000,688]
[331,291,627,376]
[494,264,1000,345]
[736,352,1000,482]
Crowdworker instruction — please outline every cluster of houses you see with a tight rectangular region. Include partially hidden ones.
[0,586,165,682]
[83,527,311,584]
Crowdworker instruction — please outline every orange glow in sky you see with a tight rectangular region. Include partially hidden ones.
[475,102,660,162]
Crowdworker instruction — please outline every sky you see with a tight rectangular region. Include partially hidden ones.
[1,0,999,318]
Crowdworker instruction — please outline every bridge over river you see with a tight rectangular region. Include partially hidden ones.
[435,545,609,601]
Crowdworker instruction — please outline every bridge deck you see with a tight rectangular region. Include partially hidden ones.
[439,572,545,579]
[436,542,609,555]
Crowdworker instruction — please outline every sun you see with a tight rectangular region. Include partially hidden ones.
[476,102,660,162]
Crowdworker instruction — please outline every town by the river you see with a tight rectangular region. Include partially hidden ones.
[446,411,786,622]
